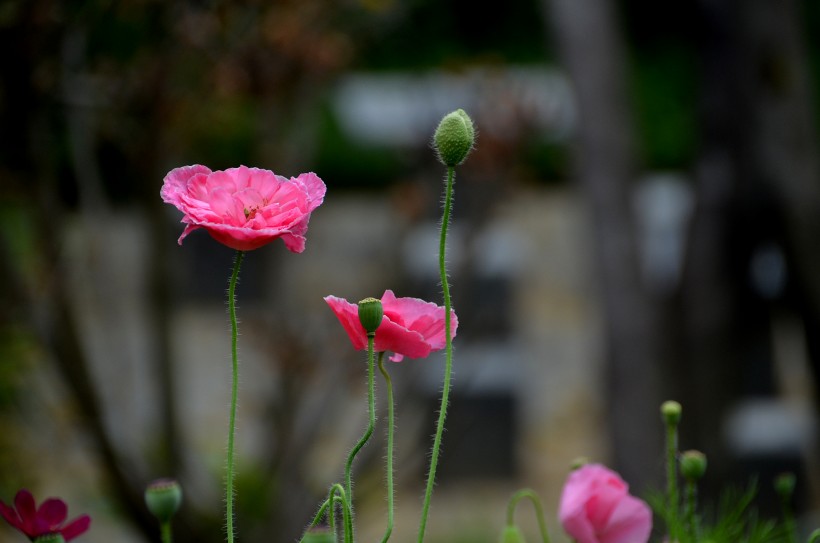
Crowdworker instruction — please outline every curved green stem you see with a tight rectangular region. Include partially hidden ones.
[303,484,352,543]
[344,333,377,537]
[506,489,551,543]
[807,529,820,543]
[226,250,244,543]
[418,166,455,543]
[377,353,394,543]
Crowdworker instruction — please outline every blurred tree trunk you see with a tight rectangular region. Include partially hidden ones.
[545,0,820,499]
[543,0,664,492]
[745,0,820,405]
[676,0,820,496]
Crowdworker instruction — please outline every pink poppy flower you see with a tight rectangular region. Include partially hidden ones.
[324,290,458,362]
[161,164,326,252]
[0,489,91,541]
[559,464,652,543]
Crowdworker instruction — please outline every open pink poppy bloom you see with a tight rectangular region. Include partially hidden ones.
[0,489,91,541]
[161,165,326,252]
[559,464,652,543]
[324,290,458,362]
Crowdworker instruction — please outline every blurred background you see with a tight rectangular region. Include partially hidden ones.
[1,0,820,541]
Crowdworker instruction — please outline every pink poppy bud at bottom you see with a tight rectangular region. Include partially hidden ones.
[499,525,526,543]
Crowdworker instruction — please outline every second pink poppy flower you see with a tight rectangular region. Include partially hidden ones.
[324,290,458,362]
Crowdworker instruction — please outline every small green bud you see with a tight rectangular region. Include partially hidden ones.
[34,536,66,543]
[500,525,526,543]
[302,527,336,543]
[358,297,383,335]
[661,400,682,426]
[144,478,182,524]
[680,450,707,481]
[775,472,796,499]
[433,109,475,167]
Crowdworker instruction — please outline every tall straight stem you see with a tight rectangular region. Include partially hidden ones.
[226,250,244,543]
[418,166,455,543]
[377,353,394,543]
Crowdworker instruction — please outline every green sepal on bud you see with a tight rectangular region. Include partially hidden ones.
[301,527,336,543]
[680,450,707,481]
[661,400,682,426]
[34,535,66,543]
[144,478,183,524]
[499,525,527,543]
[433,109,475,167]
[570,456,589,471]
[358,297,384,336]
[775,472,796,499]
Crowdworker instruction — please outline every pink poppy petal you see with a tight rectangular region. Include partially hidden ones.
[204,224,279,252]
[14,490,36,534]
[293,172,327,210]
[0,499,23,530]
[177,223,201,245]
[279,232,307,253]
[325,296,368,351]
[160,165,211,204]
[37,498,68,528]
[60,515,92,541]
[561,507,599,543]
[599,495,652,543]
[374,317,433,360]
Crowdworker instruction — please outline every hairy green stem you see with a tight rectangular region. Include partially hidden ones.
[344,333,377,539]
[226,250,244,543]
[506,489,551,543]
[418,166,455,543]
[303,484,352,543]
[377,353,394,543]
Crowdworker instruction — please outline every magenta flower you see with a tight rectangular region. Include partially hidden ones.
[0,489,91,541]
[559,464,652,543]
[324,290,458,362]
[161,165,326,252]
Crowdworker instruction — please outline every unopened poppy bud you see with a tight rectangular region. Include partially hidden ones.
[302,527,335,543]
[144,479,182,523]
[433,109,475,167]
[661,400,682,426]
[499,525,526,543]
[34,536,66,543]
[775,472,796,499]
[680,450,707,481]
[358,297,383,336]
